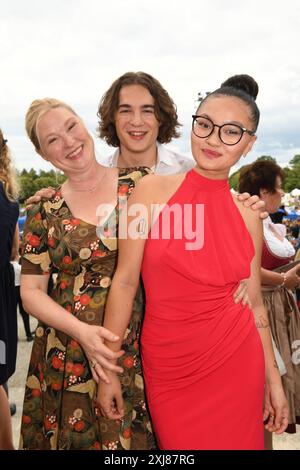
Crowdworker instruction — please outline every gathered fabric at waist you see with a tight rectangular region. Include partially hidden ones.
[145,283,242,319]
[141,287,256,387]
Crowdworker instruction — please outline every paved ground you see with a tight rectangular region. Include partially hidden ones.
[8,316,300,450]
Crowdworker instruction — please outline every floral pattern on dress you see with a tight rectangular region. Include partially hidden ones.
[20,168,156,450]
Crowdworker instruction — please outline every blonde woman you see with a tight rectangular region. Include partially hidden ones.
[0,129,19,449]
[19,99,155,450]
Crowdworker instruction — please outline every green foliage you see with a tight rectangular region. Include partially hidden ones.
[256,155,277,163]
[19,175,36,202]
[18,169,66,203]
[229,170,241,191]
[289,155,300,166]
[283,155,300,192]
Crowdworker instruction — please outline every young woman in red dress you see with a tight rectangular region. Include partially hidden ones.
[98,75,289,449]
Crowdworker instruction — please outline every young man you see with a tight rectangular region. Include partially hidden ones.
[97,71,194,174]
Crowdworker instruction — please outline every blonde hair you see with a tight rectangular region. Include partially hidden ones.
[0,129,19,200]
[25,98,78,152]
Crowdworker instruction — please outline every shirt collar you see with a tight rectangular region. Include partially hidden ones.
[111,142,174,168]
[111,148,120,167]
[156,143,174,167]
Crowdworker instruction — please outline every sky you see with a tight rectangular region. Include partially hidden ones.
[1,0,300,174]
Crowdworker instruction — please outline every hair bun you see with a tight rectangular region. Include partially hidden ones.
[221,74,258,100]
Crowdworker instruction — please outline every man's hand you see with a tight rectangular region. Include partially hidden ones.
[233,279,251,307]
[25,187,56,211]
[236,193,269,220]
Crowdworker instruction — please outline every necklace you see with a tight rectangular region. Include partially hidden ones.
[67,168,107,193]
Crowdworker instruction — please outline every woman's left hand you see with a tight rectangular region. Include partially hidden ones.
[96,372,125,421]
[233,279,251,307]
[263,381,289,434]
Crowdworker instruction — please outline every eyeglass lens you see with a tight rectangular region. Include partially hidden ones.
[193,116,243,145]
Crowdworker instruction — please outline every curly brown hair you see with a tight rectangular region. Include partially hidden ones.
[239,160,284,196]
[0,129,19,200]
[97,71,181,147]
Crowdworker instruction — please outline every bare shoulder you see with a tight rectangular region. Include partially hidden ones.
[233,197,262,235]
[128,174,158,205]
[133,172,186,203]
[135,172,184,188]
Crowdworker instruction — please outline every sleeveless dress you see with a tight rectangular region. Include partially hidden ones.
[261,218,300,433]
[0,182,19,385]
[140,169,265,450]
[20,168,155,450]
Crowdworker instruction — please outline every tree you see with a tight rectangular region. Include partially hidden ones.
[229,169,243,191]
[256,155,277,163]
[289,155,300,166]
[33,176,59,192]
[18,169,66,203]
[283,155,300,192]
[19,175,35,202]
[28,168,37,179]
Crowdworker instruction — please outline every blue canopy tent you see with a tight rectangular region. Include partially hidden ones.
[285,210,299,221]
[18,214,27,235]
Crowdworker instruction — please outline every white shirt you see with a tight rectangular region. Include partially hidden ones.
[11,260,21,286]
[101,143,195,175]
[263,217,295,258]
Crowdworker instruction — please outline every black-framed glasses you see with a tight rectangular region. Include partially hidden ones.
[192,115,255,146]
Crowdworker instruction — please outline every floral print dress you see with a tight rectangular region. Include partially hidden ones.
[20,168,155,450]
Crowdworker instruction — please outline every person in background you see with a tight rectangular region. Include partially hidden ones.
[0,130,19,449]
[98,74,288,449]
[291,220,300,240]
[17,209,27,238]
[239,159,300,449]
[270,205,287,224]
[11,253,34,342]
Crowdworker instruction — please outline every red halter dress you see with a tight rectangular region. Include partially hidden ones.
[141,169,265,450]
